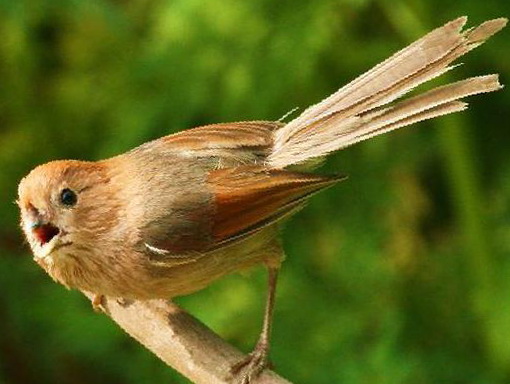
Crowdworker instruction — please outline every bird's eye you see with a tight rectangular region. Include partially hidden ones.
[60,188,77,207]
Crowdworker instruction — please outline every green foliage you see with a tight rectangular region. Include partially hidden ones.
[1,0,509,383]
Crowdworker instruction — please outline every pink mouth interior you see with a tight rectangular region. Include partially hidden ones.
[33,224,60,245]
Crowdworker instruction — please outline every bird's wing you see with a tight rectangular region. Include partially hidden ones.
[142,164,343,261]
[139,121,341,260]
[161,121,280,161]
[206,165,344,248]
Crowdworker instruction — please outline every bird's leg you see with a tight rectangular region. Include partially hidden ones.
[232,266,279,384]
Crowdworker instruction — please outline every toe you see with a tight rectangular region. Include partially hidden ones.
[232,348,270,384]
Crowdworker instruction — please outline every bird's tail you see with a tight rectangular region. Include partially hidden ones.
[267,17,507,169]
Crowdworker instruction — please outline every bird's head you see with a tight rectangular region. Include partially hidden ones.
[17,160,116,275]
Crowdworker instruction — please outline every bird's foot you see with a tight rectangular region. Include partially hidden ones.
[231,341,272,384]
[92,294,107,313]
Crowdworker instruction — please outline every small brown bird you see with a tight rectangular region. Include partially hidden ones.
[18,17,506,383]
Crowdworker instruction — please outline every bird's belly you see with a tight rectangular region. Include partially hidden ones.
[100,228,283,300]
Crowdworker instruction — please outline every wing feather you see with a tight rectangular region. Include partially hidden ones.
[207,165,345,244]
[162,121,280,151]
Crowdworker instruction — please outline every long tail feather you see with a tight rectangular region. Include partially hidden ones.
[268,17,506,169]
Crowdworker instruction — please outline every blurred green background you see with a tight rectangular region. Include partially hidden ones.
[0,0,509,383]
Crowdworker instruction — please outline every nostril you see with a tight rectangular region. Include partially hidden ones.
[32,223,60,245]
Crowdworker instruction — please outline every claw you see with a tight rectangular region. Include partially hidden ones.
[231,341,271,384]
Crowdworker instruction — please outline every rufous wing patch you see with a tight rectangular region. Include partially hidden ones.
[162,121,281,151]
[207,165,345,243]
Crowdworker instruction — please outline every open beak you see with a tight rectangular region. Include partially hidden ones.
[26,205,60,247]
[31,220,60,246]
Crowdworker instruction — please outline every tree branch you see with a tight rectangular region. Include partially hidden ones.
[84,294,292,384]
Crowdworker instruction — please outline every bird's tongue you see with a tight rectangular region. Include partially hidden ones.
[33,224,59,245]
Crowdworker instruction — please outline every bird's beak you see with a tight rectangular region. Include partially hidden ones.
[25,206,60,247]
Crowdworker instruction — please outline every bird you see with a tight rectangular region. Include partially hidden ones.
[17,17,506,383]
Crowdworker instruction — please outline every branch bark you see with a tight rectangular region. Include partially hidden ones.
[84,294,291,384]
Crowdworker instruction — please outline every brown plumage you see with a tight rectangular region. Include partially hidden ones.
[17,17,506,384]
